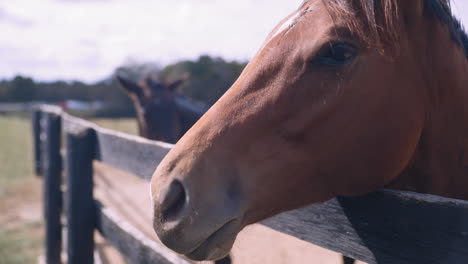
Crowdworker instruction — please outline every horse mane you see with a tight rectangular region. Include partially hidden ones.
[425,0,468,57]
[322,0,468,57]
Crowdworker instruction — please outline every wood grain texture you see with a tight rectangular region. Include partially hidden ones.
[41,111,63,264]
[263,190,468,264]
[95,201,190,264]
[94,129,171,181]
[65,125,95,264]
[36,105,468,264]
[61,110,172,180]
[32,109,43,176]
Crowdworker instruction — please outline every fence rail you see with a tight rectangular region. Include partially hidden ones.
[33,104,468,264]
[95,201,190,264]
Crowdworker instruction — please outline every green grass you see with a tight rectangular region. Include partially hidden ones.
[0,115,138,264]
[0,116,137,196]
[0,115,41,264]
[0,227,42,264]
[90,118,138,136]
[0,115,33,197]
[0,115,137,195]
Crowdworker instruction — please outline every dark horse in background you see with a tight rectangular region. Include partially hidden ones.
[150,0,468,263]
[117,74,233,264]
[116,74,208,144]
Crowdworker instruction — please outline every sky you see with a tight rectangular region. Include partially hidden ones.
[1,0,468,83]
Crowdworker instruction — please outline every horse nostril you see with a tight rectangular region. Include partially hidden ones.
[159,180,187,222]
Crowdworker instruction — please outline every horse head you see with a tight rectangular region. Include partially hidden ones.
[117,74,187,143]
[151,0,468,260]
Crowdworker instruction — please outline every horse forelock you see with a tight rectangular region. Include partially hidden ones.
[297,0,468,57]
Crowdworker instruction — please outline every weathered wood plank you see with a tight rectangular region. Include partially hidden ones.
[262,190,468,264]
[32,109,43,176]
[95,201,190,264]
[94,128,171,181]
[66,124,95,264]
[41,111,63,264]
[38,105,468,264]
[61,111,171,180]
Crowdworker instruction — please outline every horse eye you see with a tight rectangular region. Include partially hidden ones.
[316,42,357,66]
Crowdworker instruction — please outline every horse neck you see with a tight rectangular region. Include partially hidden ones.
[131,100,152,139]
[391,22,468,199]
[135,111,150,138]
[174,96,208,134]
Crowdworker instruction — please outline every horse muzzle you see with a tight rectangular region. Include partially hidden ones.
[151,172,243,261]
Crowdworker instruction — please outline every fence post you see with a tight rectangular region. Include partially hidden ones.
[66,126,95,264]
[32,109,43,176]
[42,112,63,264]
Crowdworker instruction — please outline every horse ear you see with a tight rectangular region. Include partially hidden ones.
[168,74,189,91]
[116,74,144,97]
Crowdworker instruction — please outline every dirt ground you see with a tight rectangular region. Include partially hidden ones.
[0,178,42,230]
[0,177,44,264]
[0,116,364,264]
[0,163,367,264]
[93,162,366,264]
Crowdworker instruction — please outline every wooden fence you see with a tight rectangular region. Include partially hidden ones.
[33,104,468,264]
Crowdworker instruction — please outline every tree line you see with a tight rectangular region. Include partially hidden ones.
[0,55,247,117]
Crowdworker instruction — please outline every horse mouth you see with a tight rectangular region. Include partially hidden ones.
[185,219,239,261]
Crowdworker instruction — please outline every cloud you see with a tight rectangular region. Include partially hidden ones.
[0,6,33,27]
[0,0,303,82]
[4,0,467,82]
[452,0,468,24]
[58,0,110,2]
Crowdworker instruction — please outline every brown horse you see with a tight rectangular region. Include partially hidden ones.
[117,74,207,144]
[151,0,468,262]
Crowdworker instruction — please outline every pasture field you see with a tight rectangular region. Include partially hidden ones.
[0,115,34,195]
[90,118,138,136]
[0,114,137,264]
[0,114,42,264]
